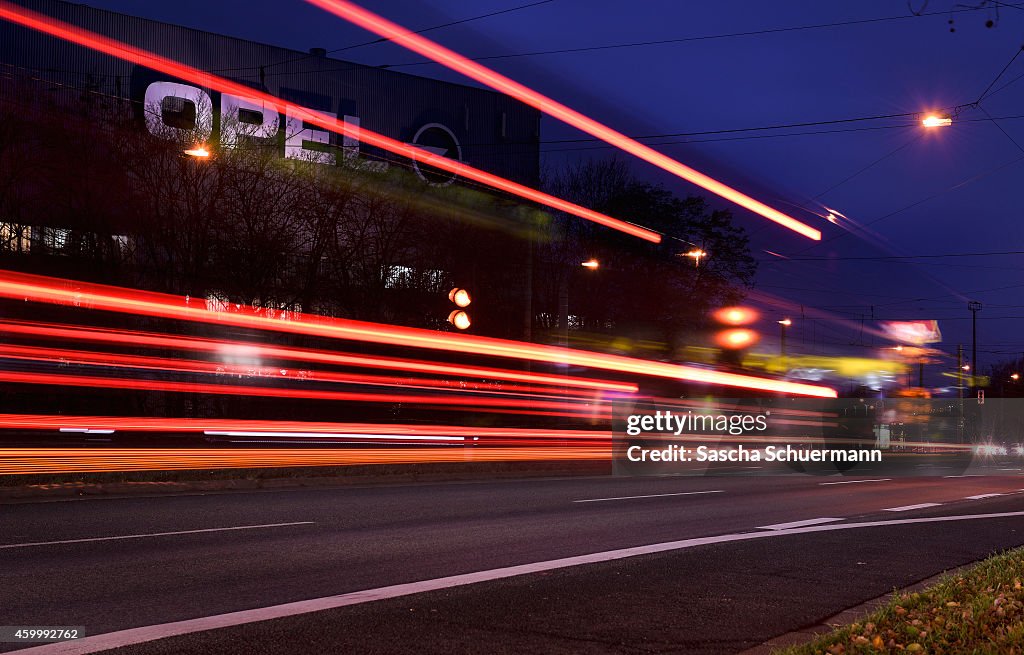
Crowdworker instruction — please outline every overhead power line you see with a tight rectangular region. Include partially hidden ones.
[372,4,1023,69]
[209,0,557,74]
[208,3,1021,77]
[328,0,557,56]
[977,44,1024,103]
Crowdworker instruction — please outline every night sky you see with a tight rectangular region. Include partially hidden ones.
[75,0,1024,381]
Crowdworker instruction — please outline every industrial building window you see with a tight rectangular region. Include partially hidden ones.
[383,265,448,291]
[422,269,445,292]
[42,227,70,251]
[0,222,31,253]
[205,290,230,313]
[113,235,132,257]
[384,265,415,289]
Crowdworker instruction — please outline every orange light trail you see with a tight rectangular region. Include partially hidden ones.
[0,1,660,243]
[305,0,822,241]
[0,271,838,398]
[0,447,609,475]
[0,320,634,394]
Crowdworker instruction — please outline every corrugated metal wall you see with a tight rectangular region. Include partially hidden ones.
[0,0,541,186]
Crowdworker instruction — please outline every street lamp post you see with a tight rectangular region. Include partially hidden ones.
[557,260,601,347]
[958,344,965,442]
[778,318,792,371]
[968,300,982,390]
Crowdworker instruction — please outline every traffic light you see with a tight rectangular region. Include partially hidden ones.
[447,287,472,330]
[710,306,760,355]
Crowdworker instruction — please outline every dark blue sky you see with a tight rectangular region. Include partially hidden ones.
[80,0,1024,378]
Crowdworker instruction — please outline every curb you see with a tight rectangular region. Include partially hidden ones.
[739,563,974,654]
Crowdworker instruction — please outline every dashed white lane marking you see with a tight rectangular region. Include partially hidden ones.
[0,522,315,549]
[965,493,1004,500]
[883,503,942,512]
[757,517,842,530]
[21,509,1024,655]
[944,474,982,478]
[573,490,724,503]
[819,478,891,486]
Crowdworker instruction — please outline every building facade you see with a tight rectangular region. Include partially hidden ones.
[0,0,540,186]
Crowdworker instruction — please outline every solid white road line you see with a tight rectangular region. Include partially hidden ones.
[20,509,1024,655]
[965,493,1004,500]
[883,503,942,512]
[573,490,724,503]
[756,517,842,531]
[944,475,982,478]
[819,478,891,486]
[0,522,315,549]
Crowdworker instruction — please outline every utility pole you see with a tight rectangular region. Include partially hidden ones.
[968,300,982,389]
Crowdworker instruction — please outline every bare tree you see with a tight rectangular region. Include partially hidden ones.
[537,157,757,346]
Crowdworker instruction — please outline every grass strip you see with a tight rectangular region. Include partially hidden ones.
[777,547,1024,654]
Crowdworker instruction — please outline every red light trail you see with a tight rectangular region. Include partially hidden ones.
[0,1,661,243]
[0,342,604,401]
[0,370,605,418]
[0,446,609,475]
[0,270,838,397]
[0,320,634,394]
[305,0,822,241]
[0,414,609,438]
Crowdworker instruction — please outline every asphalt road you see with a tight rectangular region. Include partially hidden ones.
[3,470,1024,654]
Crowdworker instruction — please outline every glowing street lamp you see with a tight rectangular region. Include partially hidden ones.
[1011,373,1020,381]
[684,249,707,266]
[922,114,952,128]
[581,259,599,269]
[183,145,211,158]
